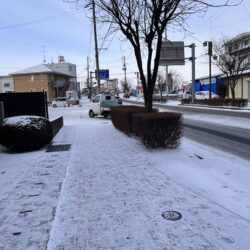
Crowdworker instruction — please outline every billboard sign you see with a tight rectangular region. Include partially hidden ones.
[159,41,185,66]
[96,69,109,80]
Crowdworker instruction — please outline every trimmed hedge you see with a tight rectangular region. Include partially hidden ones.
[111,105,158,135]
[132,112,182,148]
[181,98,248,107]
[0,116,53,152]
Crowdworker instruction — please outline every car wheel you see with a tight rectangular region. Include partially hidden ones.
[52,104,57,108]
[89,110,95,118]
[103,114,108,118]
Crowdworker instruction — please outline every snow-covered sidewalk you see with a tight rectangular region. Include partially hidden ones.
[0,99,250,249]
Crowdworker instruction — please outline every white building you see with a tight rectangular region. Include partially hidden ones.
[224,33,250,100]
[0,75,14,93]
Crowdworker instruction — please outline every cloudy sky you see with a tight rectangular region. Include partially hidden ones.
[0,0,250,86]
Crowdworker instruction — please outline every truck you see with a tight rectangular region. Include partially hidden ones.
[89,93,122,118]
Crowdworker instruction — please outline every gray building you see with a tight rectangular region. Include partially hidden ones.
[48,56,78,91]
[225,32,250,69]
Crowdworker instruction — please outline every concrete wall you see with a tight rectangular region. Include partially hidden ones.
[228,75,250,100]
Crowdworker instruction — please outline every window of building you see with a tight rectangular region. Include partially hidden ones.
[244,39,250,46]
[4,83,10,88]
[29,74,34,81]
[40,74,45,81]
[239,57,248,68]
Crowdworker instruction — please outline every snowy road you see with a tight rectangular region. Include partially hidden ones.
[0,98,250,249]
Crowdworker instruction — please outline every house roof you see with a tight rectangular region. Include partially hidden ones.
[195,74,223,81]
[11,64,72,76]
[225,32,250,46]
[219,68,250,79]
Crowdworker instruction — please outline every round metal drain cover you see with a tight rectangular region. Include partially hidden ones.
[162,211,182,221]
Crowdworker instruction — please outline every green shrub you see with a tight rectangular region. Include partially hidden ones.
[132,112,182,148]
[0,116,53,152]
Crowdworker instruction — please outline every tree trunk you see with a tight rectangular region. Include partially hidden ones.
[231,87,235,99]
[145,93,153,112]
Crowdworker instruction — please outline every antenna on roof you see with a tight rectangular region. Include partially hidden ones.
[41,45,47,63]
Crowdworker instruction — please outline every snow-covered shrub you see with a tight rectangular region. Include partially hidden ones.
[111,106,158,135]
[0,116,53,151]
[132,112,182,148]
[111,106,146,134]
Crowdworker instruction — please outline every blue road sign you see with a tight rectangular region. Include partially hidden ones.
[95,69,109,80]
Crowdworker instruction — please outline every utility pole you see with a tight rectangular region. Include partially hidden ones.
[87,56,91,99]
[92,0,100,93]
[203,41,213,100]
[41,45,47,63]
[189,43,196,103]
[90,71,96,99]
[165,28,169,92]
[122,56,127,85]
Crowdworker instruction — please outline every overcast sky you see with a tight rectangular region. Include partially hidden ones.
[0,0,250,86]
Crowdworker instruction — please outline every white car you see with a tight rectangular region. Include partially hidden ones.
[195,91,219,100]
[89,94,122,118]
[52,97,68,108]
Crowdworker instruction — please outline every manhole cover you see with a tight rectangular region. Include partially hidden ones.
[162,211,182,221]
[46,144,71,152]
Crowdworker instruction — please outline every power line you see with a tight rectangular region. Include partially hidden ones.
[0,9,82,31]
[243,1,250,18]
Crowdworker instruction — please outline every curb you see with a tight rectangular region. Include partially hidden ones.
[123,99,250,118]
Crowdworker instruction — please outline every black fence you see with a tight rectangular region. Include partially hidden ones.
[50,116,64,137]
[0,101,4,123]
[0,92,48,119]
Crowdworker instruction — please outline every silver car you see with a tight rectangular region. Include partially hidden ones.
[52,97,68,108]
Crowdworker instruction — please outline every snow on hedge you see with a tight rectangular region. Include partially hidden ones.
[3,115,48,129]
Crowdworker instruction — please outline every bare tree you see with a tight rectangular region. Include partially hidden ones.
[156,73,166,102]
[213,36,248,99]
[70,0,241,111]
[169,69,184,91]
[120,79,131,94]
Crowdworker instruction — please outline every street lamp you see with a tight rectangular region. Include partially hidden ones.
[203,41,213,99]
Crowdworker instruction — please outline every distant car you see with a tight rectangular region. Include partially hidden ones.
[114,96,122,104]
[52,97,68,108]
[68,97,80,105]
[195,91,219,100]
